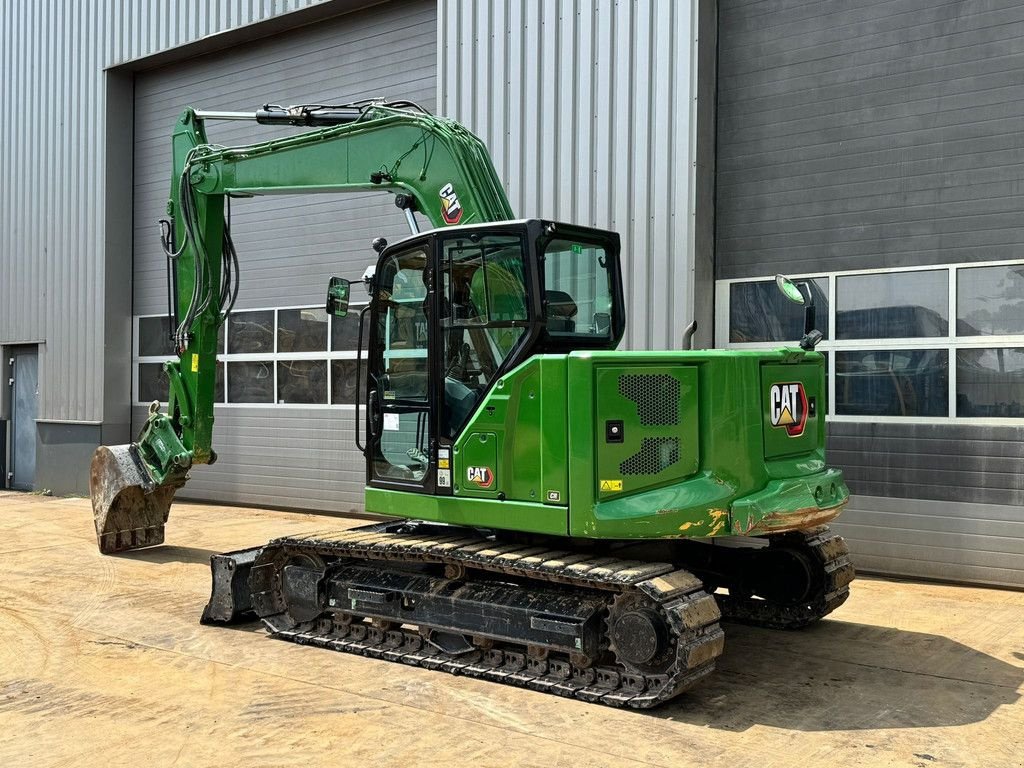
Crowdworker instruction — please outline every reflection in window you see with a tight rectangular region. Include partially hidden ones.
[957,266,1024,336]
[837,271,948,339]
[142,317,225,355]
[543,239,615,339]
[277,360,327,404]
[228,310,274,353]
[835,350,948,416]
[139,316,175,357]
[278,308,327,352]
[215,359,224,402]
[331,359,366,405]
[371,248,431,483]
[957,348,1024,417]
[227,361,274,403]
[442,234,528,437]
[138,360,223,403]
[729,278,829,342]
[138,362,170,403]
[331,311,362,351]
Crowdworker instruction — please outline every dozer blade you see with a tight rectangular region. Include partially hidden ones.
[89,444,179,554]
[200,547,261,624]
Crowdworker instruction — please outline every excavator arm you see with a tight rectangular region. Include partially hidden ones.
[90,101,515,553]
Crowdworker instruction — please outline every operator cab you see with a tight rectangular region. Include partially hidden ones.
[327,219,624,494]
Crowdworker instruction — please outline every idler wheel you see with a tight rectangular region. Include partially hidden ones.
[609,608,667,667]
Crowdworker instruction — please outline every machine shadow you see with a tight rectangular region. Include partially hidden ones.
[654,618,1023,732]
[111,545,219,566]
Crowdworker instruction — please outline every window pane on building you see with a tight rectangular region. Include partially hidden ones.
[227,361,274,403]
[729,278,828,342]
[141,360,222,403]
[277,360,327,404]
[331,359,367,404]
[957,348,1024,417]
[957,265,1024,336]
[278,307,327,352]
[215,359,224,402]
[138,362,170,402]
[228,310,274,354]
[836,271,948,339]
[330,312,362,351]
[835,349,948,416]
[138,316,174,357]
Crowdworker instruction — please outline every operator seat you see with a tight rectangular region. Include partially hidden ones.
[545,290,577,333]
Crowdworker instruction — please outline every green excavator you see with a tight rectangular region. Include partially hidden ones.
[89,99,854,709]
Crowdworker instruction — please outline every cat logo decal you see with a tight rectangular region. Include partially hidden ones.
[769,382,808,437]
[466,466,494,488]
[440,182,463,224]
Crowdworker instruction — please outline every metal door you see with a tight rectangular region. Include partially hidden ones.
[9,347,38,490]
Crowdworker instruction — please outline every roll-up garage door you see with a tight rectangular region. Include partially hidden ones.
[131,0,436,512]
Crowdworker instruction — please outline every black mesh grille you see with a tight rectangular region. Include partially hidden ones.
[620,437,680,476]
[618,374,680,426]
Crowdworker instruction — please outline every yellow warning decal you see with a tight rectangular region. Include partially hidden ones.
[191,354,199,372]
[438,458,450,469]
[600,479,623,492]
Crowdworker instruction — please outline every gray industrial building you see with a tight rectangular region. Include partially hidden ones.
[1,0,1021,587]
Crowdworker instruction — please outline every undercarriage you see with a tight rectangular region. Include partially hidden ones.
[203,521,853,708]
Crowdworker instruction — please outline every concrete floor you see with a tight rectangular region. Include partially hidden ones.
[0,492,1021,768]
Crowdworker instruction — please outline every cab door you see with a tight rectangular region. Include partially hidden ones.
[365,242,437,492]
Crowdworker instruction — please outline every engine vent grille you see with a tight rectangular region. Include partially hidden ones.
[618,374,680,426]
[620,437,680,476]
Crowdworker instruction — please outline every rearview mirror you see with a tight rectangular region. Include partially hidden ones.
[775,274,805,305]
[775,274,821,350]
[326,277,351,317]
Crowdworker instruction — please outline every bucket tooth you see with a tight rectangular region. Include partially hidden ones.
[89,444,180,554]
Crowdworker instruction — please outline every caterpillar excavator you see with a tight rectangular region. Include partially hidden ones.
[89,99,854,709]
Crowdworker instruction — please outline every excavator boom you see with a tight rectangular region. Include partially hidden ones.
[91,100,515,553]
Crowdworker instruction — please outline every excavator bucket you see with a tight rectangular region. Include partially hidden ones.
[89,444,179,554]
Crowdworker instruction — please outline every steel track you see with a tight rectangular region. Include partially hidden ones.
[248,523,726,709]
[714,526,855,629]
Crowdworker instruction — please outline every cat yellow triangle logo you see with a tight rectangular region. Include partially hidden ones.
[777,405,795,426]
[769,382,809,437]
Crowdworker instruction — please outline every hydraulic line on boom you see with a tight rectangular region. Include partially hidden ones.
[90,100,514,553]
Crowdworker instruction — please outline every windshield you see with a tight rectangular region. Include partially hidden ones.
[542,238,615,340]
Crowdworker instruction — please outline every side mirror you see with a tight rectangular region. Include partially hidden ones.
[775,274,805,305]
[775,274,820,350]
[326,277,351,317]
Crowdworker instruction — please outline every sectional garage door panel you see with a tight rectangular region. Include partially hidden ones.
[131,1,435,510]
[133,0,437,316]
[131,405,367,512]
[716,0,1024,279]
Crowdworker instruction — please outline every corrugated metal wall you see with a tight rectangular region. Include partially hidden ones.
[438,0,703,352]
[132,0,436,510]
[0,0,334,424]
